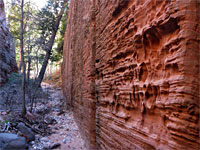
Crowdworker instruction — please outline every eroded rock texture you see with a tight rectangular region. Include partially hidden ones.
[62,0,200,149]
[0,0,17,85]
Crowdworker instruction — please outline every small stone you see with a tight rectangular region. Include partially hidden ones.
[50,143,61,149]
[57,110,65,115]
[45,115,56,124]
[40,137,49,142]
[62,138,67,143]
[53,126,60,130]
[1,112,7,115]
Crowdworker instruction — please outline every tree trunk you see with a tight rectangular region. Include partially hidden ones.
[36,48,51,86]
[27,37,32,103]
[36,48,39,77]
[18,55,22,72]
[20,0,26,117]
[27,51,31,82]
[27,34,31,83]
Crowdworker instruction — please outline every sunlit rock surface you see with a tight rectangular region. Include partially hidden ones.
[0,0,17,85]
[62,0,200,149]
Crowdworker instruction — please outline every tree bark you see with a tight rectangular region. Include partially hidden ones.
[36,48,39,77]
[20,0,26,117]
[18,55,22,72]
[27,2,31,83]
[27,34,31,83]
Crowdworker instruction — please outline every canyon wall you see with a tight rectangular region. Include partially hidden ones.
[0,0,17,85]
[62,0,200,149]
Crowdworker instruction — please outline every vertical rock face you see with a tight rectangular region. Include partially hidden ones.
[62,0,199,150]
[62,1,96,149]
[0,0,17,85]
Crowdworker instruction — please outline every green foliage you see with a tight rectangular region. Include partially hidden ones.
[4,120,9,124]
[5,0,69,79]
[50,50,62,62]
[0,120,10,124]
[36,0,69,63]
[37,8,56,37]
[6,0,40,64]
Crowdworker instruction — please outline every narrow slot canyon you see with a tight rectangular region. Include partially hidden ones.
[0,0,199,150]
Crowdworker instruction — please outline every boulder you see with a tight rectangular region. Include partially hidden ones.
[16,122,35,142]
[0,133,26,150]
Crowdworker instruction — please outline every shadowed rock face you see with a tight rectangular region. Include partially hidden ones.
[62,0,199,149]
[0,0,17,86]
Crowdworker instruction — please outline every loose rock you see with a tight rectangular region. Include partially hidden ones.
[16,122,35,142]
[0,133,27,150]
[35,104,51,115]
[44,115,56,125]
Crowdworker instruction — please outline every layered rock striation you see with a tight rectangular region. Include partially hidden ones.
[62,0,200,149]
[0,0,17,85]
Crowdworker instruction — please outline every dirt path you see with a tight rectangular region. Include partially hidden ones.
[31,83,86,150]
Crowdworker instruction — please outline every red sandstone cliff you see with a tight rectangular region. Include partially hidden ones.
[0,0,18,85]
[62,0,200,149]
